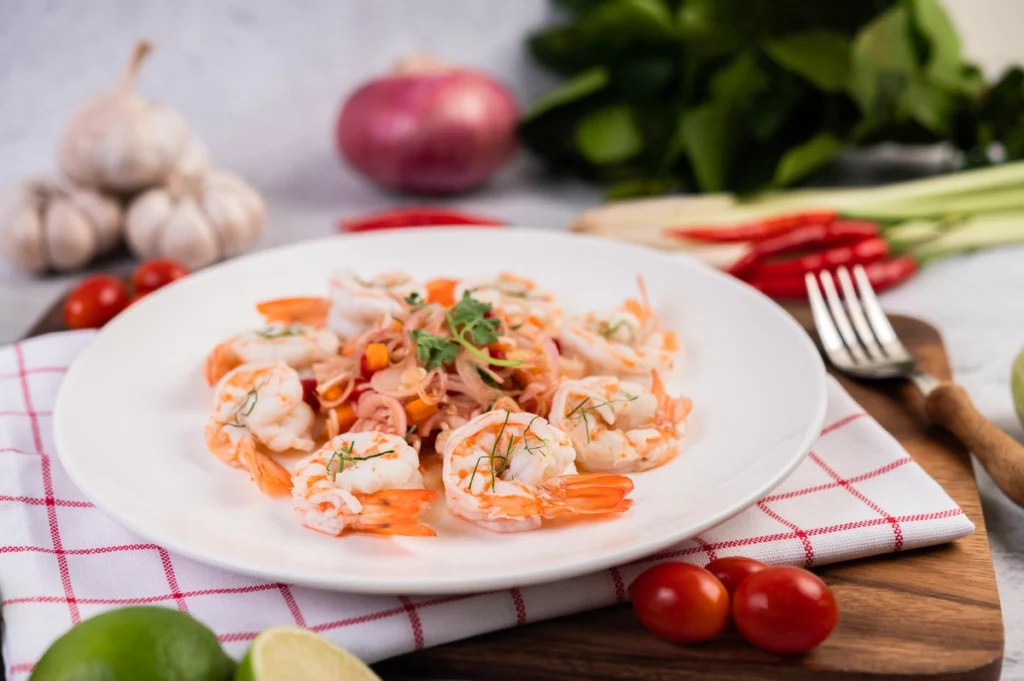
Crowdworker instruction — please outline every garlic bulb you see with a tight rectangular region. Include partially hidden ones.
[57,41,189,193]
[0,180,122,274]
[125,172,264,269]
[176,136,209,177]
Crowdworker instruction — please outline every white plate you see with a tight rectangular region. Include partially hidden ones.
[54,228,827,595]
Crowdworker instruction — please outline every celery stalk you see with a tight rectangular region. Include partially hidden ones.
[912,212,1024,263]
[884,220,947,253]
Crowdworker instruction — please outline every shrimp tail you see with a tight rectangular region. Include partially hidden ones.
[539,473,634,516]
[204,341,242,385]
[350,489,439,537]
[256,297,330,327]
[204,423,292,497]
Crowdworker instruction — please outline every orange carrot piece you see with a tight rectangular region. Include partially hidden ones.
[390,319,404,332]
[334,404,358,432]
[426,278,458,307]
[405,398,439,424]
[366,343,389,371]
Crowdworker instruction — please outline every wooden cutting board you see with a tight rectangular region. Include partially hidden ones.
[25,303,1004,680]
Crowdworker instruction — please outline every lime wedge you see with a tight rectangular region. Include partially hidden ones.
[235,627,381,681]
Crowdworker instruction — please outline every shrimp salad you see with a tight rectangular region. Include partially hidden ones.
[202,271,692,537]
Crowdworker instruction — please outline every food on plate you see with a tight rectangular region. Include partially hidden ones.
[704,556,767,596]
[292,432,437,537]
[203,323,339,385]
[559,279,678,377]
[628,562,730,643]
[328,269,423,338]
[204,362,314,496]
[202,270,692,537]
[548,372,692,473]
[64,274,130,330]
[442,410,633,533]
[732,565,839,654]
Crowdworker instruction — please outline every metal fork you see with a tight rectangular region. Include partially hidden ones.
[807,264,1024,507]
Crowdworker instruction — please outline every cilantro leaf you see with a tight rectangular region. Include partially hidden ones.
[409,330,460,369]
[405,292,425,308]
[449,291,501,345]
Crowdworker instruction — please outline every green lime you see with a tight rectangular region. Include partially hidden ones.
[1013,347,1024,428]
[235,626,381,681]
[30,606,234,681]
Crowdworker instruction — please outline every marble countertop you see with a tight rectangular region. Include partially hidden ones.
[2,1,1023,678]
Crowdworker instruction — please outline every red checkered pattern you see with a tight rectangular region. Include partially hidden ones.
[0,332,974,678]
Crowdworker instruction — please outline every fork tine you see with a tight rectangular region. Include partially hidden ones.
[805,272,854,366]
[852,265,912,361]
[819,271,868,363]
[836,266,884,361]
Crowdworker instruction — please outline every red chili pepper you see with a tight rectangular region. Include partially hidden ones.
[669,210,837,243]
[727,220,880,279]
[339,207,506,232]
[750,256,918,299]
[754,236,889,279]
[300,378,320,411]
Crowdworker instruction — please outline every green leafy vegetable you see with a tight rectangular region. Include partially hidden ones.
[520,0,1024,195]
[409,293,523,370]
[404,292,425,308]
[410,330,461,370]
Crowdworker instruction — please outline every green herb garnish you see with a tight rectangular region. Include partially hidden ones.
[255,325,304,340]
[225,384,262,427]
[326,443,395,480]
[409,329,462,370]
[404,292,425,308]
[477,367,501,387]
[468,411,511,492]
[407,292,524,370]
[565,393,639,443]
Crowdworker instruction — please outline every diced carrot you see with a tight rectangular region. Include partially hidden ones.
[405,398,439,424]
[426,278,458,307]
[624,298,647,322]
[322,385,342,401]
[390,319,404,332]
[334,404,358,432]
[663,330,680,352]
[366,343,389,371]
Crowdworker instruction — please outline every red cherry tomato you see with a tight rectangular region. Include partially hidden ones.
[732,566,838,654]
[705,556,767,596]
[628,562,730,643]
[64,275,130,330]
[131,259,189,295]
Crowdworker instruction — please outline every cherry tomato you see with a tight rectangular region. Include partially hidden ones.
[300,378,320,411]
[131,259,188,295]
[628,562,729,643]
[732,566,838,654]
[64,275,130,329]
[705,556,767,595]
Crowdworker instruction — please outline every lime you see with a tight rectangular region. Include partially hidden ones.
[235,626,381,681]
[30,606,233,681]
[1013,347,1024,428]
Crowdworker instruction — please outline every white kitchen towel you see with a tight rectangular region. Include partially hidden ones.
[0,331,973,678]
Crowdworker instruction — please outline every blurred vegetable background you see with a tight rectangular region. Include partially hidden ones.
[520,0,1024,197]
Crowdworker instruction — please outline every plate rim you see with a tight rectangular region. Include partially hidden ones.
[54,227,828,594]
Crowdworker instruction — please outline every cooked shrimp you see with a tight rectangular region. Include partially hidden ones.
[442,410,633,533]
[549,372,691,473]
[204,323,340,385]
[559,279,678,377]
[204,362,315,496]
[292,432,437,536]
[328,270,423,338]
[256,297,330,328]
[457,273,563,335]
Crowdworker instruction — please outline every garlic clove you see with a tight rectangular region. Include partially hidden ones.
[66,189,122,253]
[199,174,263,257]
[0,203,46,274]
[43,198,97,272]
[125,188,174,257]
[57,41,189,192]
[158,198,219,269]
[176,136,210,177]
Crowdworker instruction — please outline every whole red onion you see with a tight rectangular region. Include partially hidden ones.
[336,54,519,194]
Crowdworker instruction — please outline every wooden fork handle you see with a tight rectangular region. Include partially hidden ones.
[925,382,1024,506]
